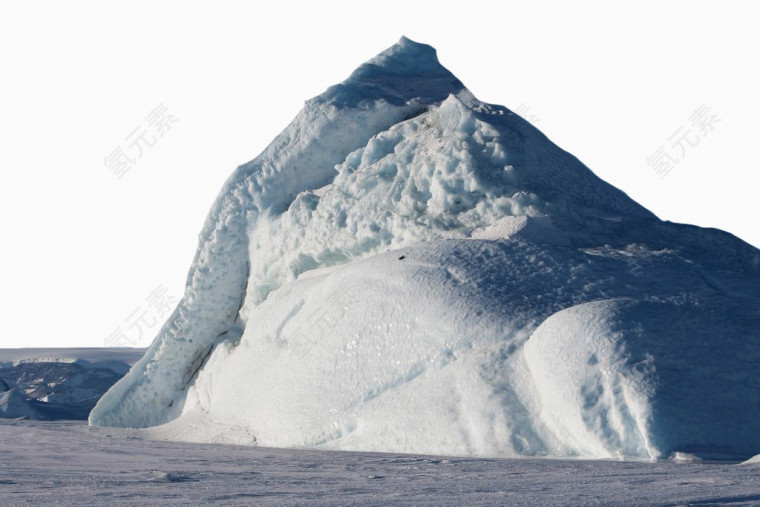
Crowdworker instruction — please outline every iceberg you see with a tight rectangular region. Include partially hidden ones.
[90,37,760,460]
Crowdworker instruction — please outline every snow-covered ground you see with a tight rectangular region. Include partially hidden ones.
[2,420,760,506]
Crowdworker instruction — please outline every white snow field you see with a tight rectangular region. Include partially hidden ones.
[3,420,760,506]
[90,37,760,461]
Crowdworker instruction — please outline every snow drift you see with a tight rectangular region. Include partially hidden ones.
[90,37,760,460]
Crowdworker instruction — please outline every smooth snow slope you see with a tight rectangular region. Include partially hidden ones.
[90,38,760,460]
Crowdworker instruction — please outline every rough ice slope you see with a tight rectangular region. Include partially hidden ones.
[91,38,760,460]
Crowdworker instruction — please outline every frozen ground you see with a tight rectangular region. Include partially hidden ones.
[2,420,760,506]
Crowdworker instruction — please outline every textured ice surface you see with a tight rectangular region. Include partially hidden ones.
[90,38,760,460]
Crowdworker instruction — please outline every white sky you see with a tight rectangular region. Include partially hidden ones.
[1,1,757,348]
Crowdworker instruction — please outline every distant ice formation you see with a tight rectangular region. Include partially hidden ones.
[0,348,143,420]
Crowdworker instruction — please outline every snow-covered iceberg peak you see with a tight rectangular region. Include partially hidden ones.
[369,35,445,74]
[320,36,466,108]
